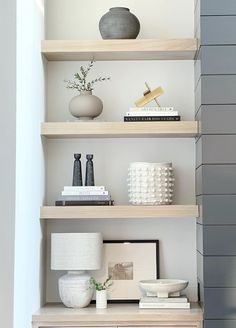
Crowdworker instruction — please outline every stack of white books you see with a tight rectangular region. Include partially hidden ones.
[139,296,190,309]
[124,107,180,122]
[55,186,113,206]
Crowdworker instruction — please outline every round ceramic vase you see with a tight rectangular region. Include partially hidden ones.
[69,90,103,120]
[99,7,140,39]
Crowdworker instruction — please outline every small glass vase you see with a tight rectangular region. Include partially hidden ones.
[96,290,107,309]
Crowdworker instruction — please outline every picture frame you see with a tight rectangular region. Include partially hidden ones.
[91,239,159,303]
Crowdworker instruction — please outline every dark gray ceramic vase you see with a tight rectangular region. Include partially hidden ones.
[99,7,140,39]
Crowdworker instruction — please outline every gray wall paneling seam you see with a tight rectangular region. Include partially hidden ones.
[204,320,236,328]
[195,0,236,323]
[197,251,236,288]
[197,195,236,225]
[195,105,236,135]
[195,46,236,85]
[196,135,236,167]
[195,75,236,111]
[200,16,236,45]
[200,0,236,16]
[196,164,236,195]
[197,224,236,256]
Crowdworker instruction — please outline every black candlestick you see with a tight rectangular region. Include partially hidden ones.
[85,154,95,186]
[72,153,82,186]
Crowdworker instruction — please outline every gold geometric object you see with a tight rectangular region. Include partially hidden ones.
[135,82,164,107]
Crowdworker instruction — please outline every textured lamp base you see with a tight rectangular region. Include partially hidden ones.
[59,271,93,308]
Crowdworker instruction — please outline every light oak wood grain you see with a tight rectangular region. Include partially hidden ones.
[40,205,199,220]
[32,303,203,325]
[41,122,198,138]
[41,39,198,61]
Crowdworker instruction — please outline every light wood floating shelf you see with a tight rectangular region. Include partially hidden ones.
[41,39,198,61]
[33,303,203,324]
[40,205,199,220]
[41,121,198,138]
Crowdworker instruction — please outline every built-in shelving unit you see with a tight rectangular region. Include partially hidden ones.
[32,303,203,326]
[41,121,198,138]
[37,34,202,328]
[40,205,199,220]
[41,39,198,61]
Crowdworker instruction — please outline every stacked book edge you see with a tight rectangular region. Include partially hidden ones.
[124,107,181,122]
[139,296,190,309]
[124,116,180,122]
[55,186,114,206]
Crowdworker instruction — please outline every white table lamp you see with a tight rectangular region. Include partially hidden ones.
[51,233,102,308]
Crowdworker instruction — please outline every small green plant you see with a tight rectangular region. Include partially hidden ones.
[90,276,113,291]
[64,61,110,92]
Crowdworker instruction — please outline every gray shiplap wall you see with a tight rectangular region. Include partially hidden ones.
[195,1,236,327]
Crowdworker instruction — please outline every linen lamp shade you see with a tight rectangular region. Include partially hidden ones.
[51,233,102,271]
[51,232,103,308]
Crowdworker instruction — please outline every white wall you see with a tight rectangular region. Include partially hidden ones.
[14,0,45,328]
[0,1,16,327]
[45,0,197,302]
[46,0,194,39]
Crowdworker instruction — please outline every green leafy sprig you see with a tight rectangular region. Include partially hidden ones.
[90,276,113,291]
[64,61,110,92]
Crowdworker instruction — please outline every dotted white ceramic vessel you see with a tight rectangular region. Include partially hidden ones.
[128,162,174,205]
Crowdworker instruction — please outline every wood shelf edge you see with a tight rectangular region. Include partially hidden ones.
[32,302,203,323]
[41,38,198,61]
[40,205,199,220]
[41,121,199,138]
[41,38,198,50]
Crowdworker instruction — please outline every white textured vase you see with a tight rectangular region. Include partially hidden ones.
[69,90,103,120]
[128,162,174,205]
[58,271,93,308]
[96,290,107,309]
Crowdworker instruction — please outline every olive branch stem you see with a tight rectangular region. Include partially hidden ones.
[64,61,110,92]
[89,276,113,291]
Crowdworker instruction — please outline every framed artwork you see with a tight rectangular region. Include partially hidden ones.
[91,240,159,302]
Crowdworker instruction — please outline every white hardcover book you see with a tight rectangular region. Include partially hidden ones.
[58,195,111,201]
[62,190,108,196]
[139,302,190,309]
[126,111,179,116]
[129,107,174,111]
[140,296,188,303]
[63,186,105,192]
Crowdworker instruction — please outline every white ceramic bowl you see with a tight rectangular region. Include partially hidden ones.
[139,279,189,298]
